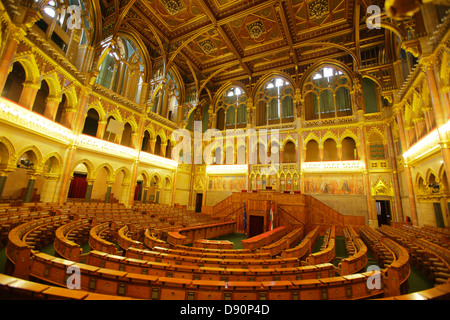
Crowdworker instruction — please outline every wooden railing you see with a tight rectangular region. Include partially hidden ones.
[281,226,320,259]
[338,226,368,276]
[88,223,118,254]
[307,226,336,265]
[54,219,89,262]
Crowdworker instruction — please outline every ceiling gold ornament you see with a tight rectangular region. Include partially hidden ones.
[308,0,329,19]
[246,20,266,39]
[161,0,186,15]
[199,39,215,54]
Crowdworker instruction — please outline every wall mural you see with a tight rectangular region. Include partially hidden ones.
[208,176,246,191]
[304,174,364,195]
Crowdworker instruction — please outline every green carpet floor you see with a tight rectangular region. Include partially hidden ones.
[210,233,247,250]
[312,236,324,253]
[0,233,436,296]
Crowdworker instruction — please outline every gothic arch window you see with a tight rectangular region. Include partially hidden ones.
[54,93,68,125]
[35,0,93,61]
[323,138,338,161]
[96,36,145,104]
[341,137,358,160]
[215,86,247,130]
[283,141,296,163]
[151,69,181,120]
[82,108,99,137]
[255,77,294,126]
[1,62,26,103]
[305,140,320,162]
[32,80,50,116]
[303,66,352,121]
[120,122,133,147]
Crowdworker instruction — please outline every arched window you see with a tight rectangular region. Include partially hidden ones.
[35,0,93,61]
[323,139,338,161]
[120,122,133,147]
[216,108,225,131]
[215,86,247,130]
[283,141,296,163]
[54,93,68,125]
[33,80,50,116]
[305,140,320,162]
[341,137,357,160]
[1,62,26,103]
[303,66,351,120]
[103,116,117,142]
[96,36,145,104]
[255,77,294,126]
[82,108,99,137]
[142,130,150,152]
[154,135,162,156]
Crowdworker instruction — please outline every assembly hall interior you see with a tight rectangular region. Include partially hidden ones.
[0,0,449,301]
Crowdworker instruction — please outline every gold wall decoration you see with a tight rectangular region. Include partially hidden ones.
[371,177,393,197]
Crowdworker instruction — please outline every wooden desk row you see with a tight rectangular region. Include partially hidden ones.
[339,227,368,276]
[306,226,336,265]
[281,226,320,259]
[86,250,336,281]
[88,223,118,255]
[260,226,305,257]
[0,273,133,300]
[241,226,291,251]
[29,251,384,300]
[54,219,90,262]
[125,246,301,270]
[6,215,70,278]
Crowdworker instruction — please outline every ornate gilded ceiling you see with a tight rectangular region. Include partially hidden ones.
[99,0,388,88]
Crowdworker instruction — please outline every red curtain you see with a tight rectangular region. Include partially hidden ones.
[68,174,88,198]
[134,184,140,200]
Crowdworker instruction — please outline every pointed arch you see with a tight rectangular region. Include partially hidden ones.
[94,163,115,181]
[71,159,95,180]
[87,100,107,122]
[136,170,150,188]
[15,145,43,170]
[42,72,62,98]
[114,166,132,184]
[13,54,40,84]
[303,132,320,149]
[41,152,64,175]
[339,129,360,147]
[0,136,16,170]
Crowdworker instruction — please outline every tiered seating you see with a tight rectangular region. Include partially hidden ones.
[28,250,381,300]
[2,199,449,300]
[260,225,304,257]
[378,224,450,286]
[306,226,336,265]
[281,226,320,260]
[360,226,395,268]
[241,226,291,251]
[54,219,90,262]
[338,226,368,275]
[86,250,335,281]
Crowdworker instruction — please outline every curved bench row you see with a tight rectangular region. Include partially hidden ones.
[0,273,133,300]
[28,250,384,300]
[306,226,336,265]
[281,226,320,259]
[86,250,336,282]
[54,219,90,262]
[88,223,118,255]
[260,226,305,257]
[339,226,368,276]
[241,226,291,251]
[378,225,450,286]
[125,246,300,270]
[6,215,70,278]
